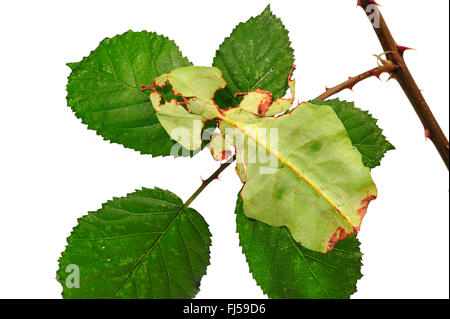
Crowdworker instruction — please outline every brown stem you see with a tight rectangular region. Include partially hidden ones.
[316,64,398,101]
[184,154,237,207]
[358,0,449,169]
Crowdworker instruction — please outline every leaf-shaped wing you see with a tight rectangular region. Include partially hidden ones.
[154,66,226,101]
[234,100,391,297]
[220,103,377,253]
[209,133,233,161]
[66,31,192,156]
[309,99,395,168]
[148,67,225,150]
[57,188,211,299]
[235,195,363,299]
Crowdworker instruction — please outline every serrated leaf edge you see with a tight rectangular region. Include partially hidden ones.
[57,187,212,299]
[65,30,196,158]
[235,194,364,299]
[212,5,295,104]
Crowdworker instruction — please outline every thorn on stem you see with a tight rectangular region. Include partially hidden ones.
[347,77,355,91]
[396,45,414,57]
[357,0,379,8]
[369,69,382,80]
[387,73,395,82]
[425,128,432,141]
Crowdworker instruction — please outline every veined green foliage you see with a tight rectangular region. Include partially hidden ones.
[219,100,377,253]
[57,188,211,299]
[234,66,295,117]
[235,195,363,299]
[309,99,395,168]
[213,5,295,109]
[66,31,193,156]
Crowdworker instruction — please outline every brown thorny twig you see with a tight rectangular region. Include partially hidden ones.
[358,0,449,169]
[185,1,450,207]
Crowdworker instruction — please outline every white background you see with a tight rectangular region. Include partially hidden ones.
[0,0,448,299]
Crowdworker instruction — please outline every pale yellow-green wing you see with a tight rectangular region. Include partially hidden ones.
[150,91,204,150]
[264,71,295,117]
[154,66,226,101]
[149,67,225,150]
[209,133,232,161]
[220,103,377,253]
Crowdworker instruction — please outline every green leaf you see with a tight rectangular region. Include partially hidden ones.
[212,5,295,109]
[220,102,377,253]
[66,30,193,156]
[235,195,363,299]
[57,188,211,299]
[309,99,395,168]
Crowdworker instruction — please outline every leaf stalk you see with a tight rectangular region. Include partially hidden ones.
[184,154,237,208]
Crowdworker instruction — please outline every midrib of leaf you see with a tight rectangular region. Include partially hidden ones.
[220,116,354,228]
[75,61,147,99]
[268,226,330,297]
[113,203,188,298]
[290,236,330,298]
